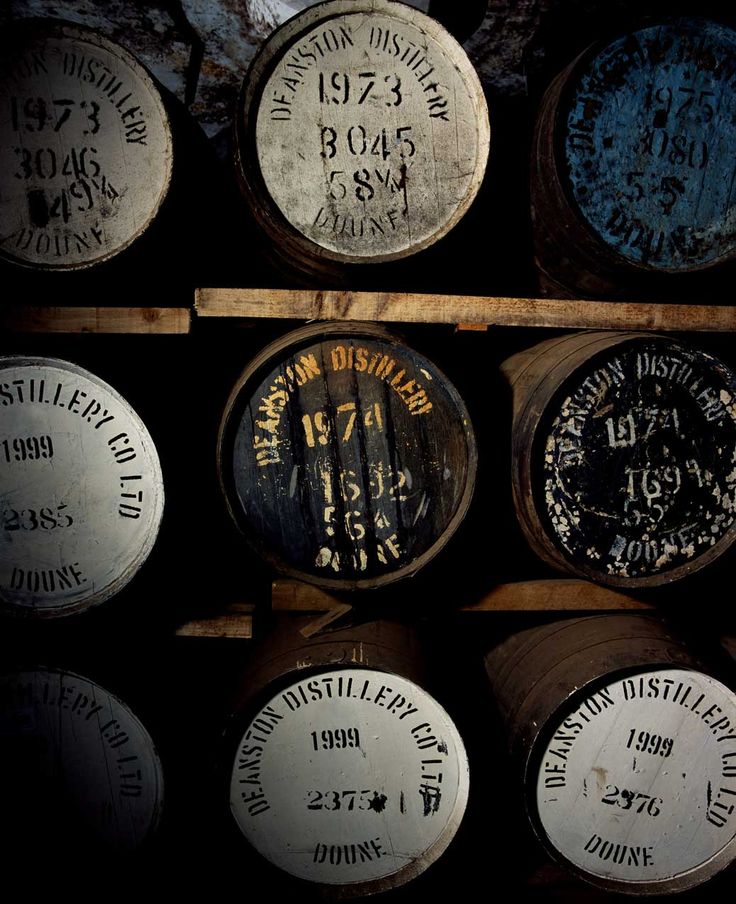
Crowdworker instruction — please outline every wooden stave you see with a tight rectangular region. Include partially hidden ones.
[217,321,478,592]
[0,662,165,855]
[0,18,174,273]
[233,0,490,280]
[503,330,736,588]
[485,615,696,764]
[530,16,736,299]
[224,616,468,897]
[0,354,165,618]
[485,614,736,895]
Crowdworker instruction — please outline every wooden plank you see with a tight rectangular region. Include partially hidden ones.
[299,604,354,638]
[272,578,653,612]
[175,603,254,639]
[0,306,191,335]
[272,580,345,612]
[195,289,736,332]
[456,322,490,332]
[461,580,653,611]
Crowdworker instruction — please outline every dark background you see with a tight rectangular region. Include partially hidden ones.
[2,2,736,900]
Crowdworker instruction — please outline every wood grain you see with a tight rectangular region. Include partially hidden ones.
[505,332,736,588]
[218,322,476,591]
[272,578,653,612]
[0,306,191,334]
[195,288,736,331]
[234,0,489,269]
[169,578,651,641]
[0,21,172,270]
[0,357,165,618]
[531,19,736,297]
[175,603,254,639]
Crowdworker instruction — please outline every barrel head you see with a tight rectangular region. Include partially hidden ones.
[0,665,163,853]
[229,666,468,892]
[560,18,736,273]
[0,20,172,270]
[0,357,164,617]
[218,323,476,590]
[533,667,736,893]
[536,336,736,586]
[236,0,489,266]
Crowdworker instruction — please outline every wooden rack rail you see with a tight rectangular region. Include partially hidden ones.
[174,576,656,641]
[195,288,736,331]
[5,294,734,333]
[0,306,191,334]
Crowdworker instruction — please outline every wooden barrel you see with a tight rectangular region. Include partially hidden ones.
[0,664,164,854]
[0,356,164,617]
[485,614,736,894]
[233,0,489,282]
[503,331,736,587]
[531,17,736,298]
[0,19,172,271]
[226,618,469,894]
[217,322,476,590]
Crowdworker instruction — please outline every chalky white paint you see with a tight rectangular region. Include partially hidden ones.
[0,357,164,617]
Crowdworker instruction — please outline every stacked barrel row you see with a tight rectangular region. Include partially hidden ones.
[4,614,736,895]
[6,10,736,294]
[7,325,736,616]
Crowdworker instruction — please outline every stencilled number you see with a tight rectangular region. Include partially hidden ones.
[302,402,384,447]
[306,789,386,811]
[319,71,402,107]
[319,125,414,160]
[2,435,54,462]
[3,504,73,531]
[606,412,637,448]
[13,146,101,181]
[623,465,682,523]
[644,84,716,126]
[605,407,682,448]
[10,97,101,134]
[385,74,402,106]
[310,727,361,751]
[601,784,662,817]
[626,728,674,758]
[317,462,409,537]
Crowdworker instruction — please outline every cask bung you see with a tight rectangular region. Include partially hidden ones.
[504,332,736,587]
[228,619,468,894]
[218,322,476,590]
[531,17,736,297]
[0,665,163,853]
[0,19,172,270]
[234,0,489,281]
[0,357,164,617]
[486,615,736,894]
